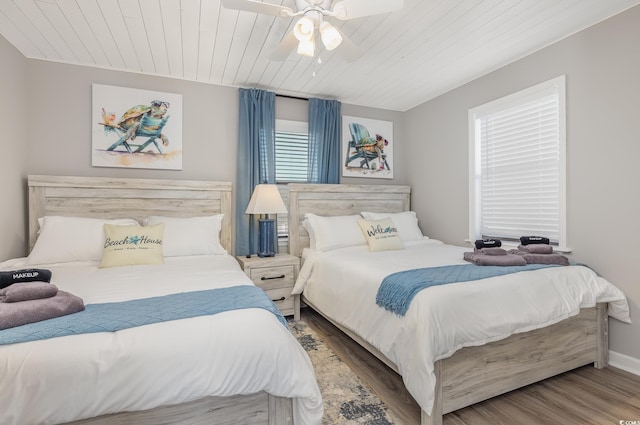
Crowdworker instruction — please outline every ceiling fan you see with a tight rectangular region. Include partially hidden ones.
[221,0,404,61]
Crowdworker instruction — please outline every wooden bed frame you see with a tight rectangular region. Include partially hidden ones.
[27,175,294,425]
[288,183,608,425]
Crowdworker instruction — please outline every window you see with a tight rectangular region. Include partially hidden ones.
[275,119,309,246]
[275,119,309,183]
[468,76,567,249]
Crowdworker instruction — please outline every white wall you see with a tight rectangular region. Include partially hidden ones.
[0,36,28,260]
[405,5,640,362]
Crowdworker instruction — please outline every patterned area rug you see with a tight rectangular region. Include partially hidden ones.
[288,319,402,425]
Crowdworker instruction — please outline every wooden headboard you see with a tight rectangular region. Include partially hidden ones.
[287,183,411,257]
[28,175,233,253]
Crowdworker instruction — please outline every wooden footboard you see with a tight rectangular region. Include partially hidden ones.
[64,392,293,425]
[424,303,608,425]
[304,297,608,425]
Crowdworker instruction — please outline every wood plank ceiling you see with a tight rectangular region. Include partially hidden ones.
[1,0,639,111]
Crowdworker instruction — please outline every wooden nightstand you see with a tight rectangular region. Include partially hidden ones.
[237,254,300,320]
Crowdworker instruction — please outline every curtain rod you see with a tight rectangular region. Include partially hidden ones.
[276,93,309,101]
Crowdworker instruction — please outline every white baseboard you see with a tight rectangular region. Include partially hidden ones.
[609,350,640,376]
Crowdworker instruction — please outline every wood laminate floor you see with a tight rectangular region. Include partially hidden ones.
[302,308,640,425]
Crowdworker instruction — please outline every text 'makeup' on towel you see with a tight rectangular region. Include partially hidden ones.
[0,269,53,289]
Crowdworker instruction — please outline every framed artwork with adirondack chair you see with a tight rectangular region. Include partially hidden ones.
[92,84,183,170]
[342,116,393,179]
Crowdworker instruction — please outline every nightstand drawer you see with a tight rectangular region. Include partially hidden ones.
[249,265,294,289]
[266,287,295,315]
[236,254,300,320]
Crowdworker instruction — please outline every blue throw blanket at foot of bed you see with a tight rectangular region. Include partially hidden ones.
[0,285,286,345]
[376,263,561,316]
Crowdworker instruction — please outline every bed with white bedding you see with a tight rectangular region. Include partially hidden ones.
[0,176,322,425]
[287,183,630,425]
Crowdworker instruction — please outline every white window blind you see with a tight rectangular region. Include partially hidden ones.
[275,120,309,183]
[469,76,566,247]
[275,120,309,245]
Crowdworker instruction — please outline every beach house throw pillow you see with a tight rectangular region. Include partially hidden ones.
[100,223,164,268]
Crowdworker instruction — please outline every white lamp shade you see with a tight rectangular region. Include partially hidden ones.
[320,21,342,51]
[245,184,288,215]
[297,34,316,57]
[293,16,315,41]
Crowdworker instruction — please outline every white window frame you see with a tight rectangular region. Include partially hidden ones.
[468,75,568,251]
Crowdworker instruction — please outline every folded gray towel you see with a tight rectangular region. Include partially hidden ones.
[464,251,527,266]
[0,282,59,303]
[517,244,553,254]
[508,250,569,266]
[0,291,85,330]
[475,247,508,256]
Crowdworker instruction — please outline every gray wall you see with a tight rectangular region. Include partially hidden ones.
[26,61,239,182]
[0,41,403,262]
[273,96,407,185]
[24,60,405,184]
[0,36,28,260]
[405,5,640,361]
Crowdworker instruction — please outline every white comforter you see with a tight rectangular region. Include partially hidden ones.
[0,255,322,425]
[292,240,630,416]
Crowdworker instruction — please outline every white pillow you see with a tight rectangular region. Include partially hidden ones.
[144,215,226,256]
[304,213,366,252]
[360,211,426,242]
[27,216,139,264]
[302,218,316,250]
[357,218,404,252]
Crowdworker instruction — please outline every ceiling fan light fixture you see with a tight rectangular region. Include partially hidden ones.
[297,34,316,57]
[293,16,315,41]
[331,1,348,19]
[319,21,342,50]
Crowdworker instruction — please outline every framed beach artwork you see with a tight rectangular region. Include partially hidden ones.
[92,84,183,170]
[342,116,393,179]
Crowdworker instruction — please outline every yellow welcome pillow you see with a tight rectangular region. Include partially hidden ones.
[357,218,404,252]
[100,223,164,268]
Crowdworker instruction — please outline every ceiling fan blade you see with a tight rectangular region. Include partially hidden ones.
[268,31,299,61]
[332,0,403,20]
[334,29,362,62]
[221,0,294,17]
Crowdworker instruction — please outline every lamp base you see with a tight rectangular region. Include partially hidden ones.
[257,218,276,257]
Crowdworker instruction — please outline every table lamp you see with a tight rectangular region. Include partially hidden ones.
[245,184,287,257]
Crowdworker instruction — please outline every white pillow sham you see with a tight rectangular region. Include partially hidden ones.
[27,216,139,265]
[304,213,366,252]
[144,215,226,256]
[360,211,427,242]
[302,218,316,251]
